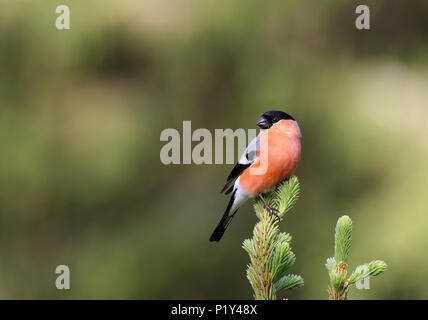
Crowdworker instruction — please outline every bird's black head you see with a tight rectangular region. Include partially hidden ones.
[256,110,295,129]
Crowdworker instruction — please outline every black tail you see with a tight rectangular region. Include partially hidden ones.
[209,191,238,242]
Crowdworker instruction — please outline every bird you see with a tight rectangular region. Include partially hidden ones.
[209,110,302,242]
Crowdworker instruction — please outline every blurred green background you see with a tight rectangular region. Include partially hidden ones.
[0,0,427,299]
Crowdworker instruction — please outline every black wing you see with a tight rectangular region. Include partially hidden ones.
[220,136,260,194]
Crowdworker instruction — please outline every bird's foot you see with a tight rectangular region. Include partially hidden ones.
[264,204,281,222]
[258,194,281,222]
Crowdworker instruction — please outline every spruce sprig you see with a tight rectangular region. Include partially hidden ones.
[243,176,304,300]
[326,215,387,300]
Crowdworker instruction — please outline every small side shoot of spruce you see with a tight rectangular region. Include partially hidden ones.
[325,215,387,300]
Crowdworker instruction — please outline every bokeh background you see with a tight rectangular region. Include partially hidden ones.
[0,0,427,299]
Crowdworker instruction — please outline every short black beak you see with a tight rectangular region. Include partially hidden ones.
[256,116,271,129]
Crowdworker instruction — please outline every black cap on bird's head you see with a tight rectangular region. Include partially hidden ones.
[256,110,295,129]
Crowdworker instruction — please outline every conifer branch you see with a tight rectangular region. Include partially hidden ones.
[243,176,303,300]
[326,215,387,300]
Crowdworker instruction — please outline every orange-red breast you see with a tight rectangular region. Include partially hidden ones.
[210,111,302,242]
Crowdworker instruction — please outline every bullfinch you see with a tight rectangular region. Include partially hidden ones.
[209,110,302,242]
